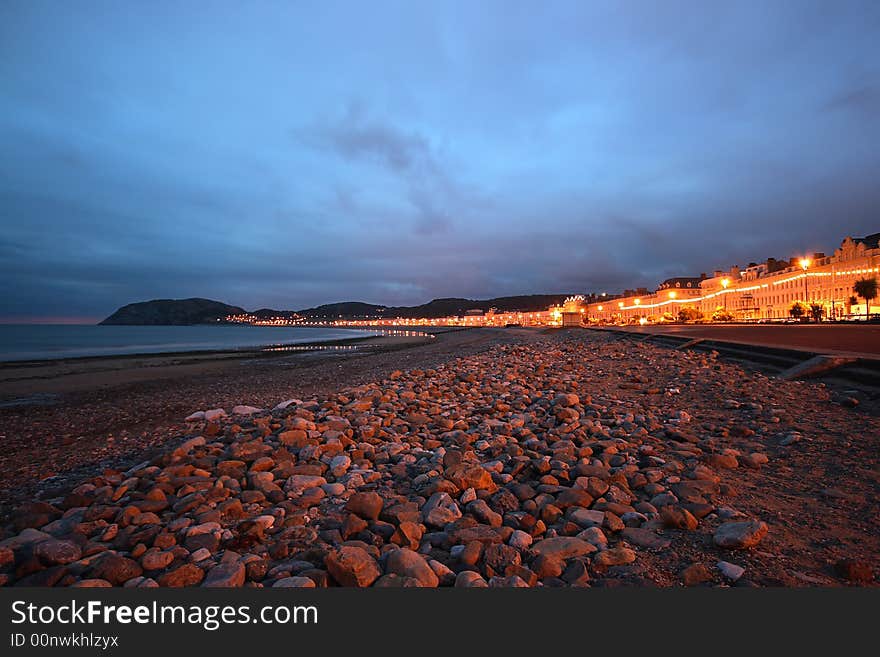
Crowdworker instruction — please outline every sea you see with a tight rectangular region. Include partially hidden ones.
[0,324,381,362]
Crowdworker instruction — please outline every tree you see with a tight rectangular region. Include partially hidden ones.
[809,303,825,323]
[789,301,808,320]
[678,307,703,322]
[712,306,734,322]
[853,277,878,321]
[847,295,859,315]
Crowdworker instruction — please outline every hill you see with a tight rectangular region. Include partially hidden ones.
[99,293,575,325]
[99,298,246,325]
[296,295,572,318]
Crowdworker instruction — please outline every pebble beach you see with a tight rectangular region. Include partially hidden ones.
[1,328,877,587]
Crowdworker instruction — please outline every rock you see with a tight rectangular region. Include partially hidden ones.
[72,579,113,588]
[593,547,636,569]
[530,537,596,560]
[428,559,455,586]
[619,527,671,550]
[489,575,530,587]
[713,520,768,549]
[482,544,521,575]
[561,559,591,586]
[325,546,381,587]
[329,454,351,477]
[660,506,699,530]
[717,561,745,581]
[390,521,423,550]
[157,564,205,587]
[554,393,580,407]
[141,549,174,571]
[185,411,206,422]
[90,555,143,586]
[384,548,439,587]
[454,571,488,588]
[346,492,383,521]
[203,561,245,587]
[445,463,496,492]
[274,576,317,588]
[204,409,227,422]
[509,530,533,551]
[577,527,607,548]
[681,563,713,586]
[741,453,769,468]
[232,405,262,415]
[569,508,605,529]
[373,574,423,587]
[33,539,81,565]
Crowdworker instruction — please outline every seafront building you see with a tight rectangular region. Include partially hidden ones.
[226,231,879,327]
[602,232,879,323]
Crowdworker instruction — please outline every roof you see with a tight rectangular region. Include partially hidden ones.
[854,232,880,250]
[657,277,704,290]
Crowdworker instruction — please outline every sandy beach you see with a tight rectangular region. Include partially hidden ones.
[0,327,877,588]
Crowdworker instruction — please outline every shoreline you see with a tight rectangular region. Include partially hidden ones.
[0,325,445,368]
[0,328,452,400]
[0,327,529,508]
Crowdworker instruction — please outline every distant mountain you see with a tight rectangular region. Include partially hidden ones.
[99,298,246,325]
[249,308,301,320]
[295,295,573,319]
[99,293,575,325]
[294,301,387,318]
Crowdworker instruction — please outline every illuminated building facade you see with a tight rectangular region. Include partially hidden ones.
[587,232,879,322]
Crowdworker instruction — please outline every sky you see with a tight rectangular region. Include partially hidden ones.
[1,1,879,322]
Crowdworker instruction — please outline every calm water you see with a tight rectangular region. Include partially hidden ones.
[0,325,380,362]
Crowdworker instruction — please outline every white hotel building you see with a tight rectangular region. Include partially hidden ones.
[588,232,880,322]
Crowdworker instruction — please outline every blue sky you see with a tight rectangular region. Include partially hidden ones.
[1,0,879,320]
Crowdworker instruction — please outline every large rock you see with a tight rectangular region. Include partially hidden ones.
[325,546,381,587]
[34,539,81,565]
[445,463,496,492]
[454,571,489,588]
[530,537,596,560]
[157,564,205,587]
[90,555,143,586]
[346,492,383,521]
[620,527,671,550]
[202,562,245,587]
[593,546,636,568]
[384,548,439,587]
[713,520,768,549]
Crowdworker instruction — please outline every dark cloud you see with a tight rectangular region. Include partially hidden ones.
[1,1,879,321]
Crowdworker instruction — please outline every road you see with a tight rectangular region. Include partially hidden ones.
[613,323,880,357]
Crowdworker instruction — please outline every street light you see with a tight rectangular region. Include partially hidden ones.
[799,257,811,307]
[721,278,730,311]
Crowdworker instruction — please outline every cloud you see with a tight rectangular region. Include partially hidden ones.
[301,104,470,236]
[1,2,879,320]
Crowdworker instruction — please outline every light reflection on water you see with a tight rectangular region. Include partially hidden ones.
[261,329,435,353]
